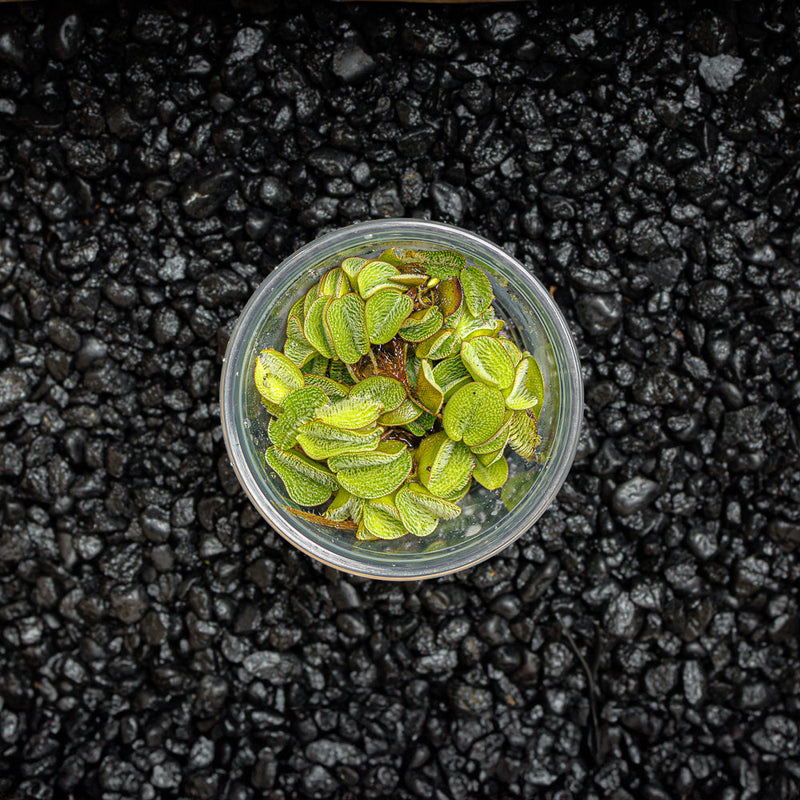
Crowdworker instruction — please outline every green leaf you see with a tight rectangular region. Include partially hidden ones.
[388,273,427,287]
[442,382,506,447]
[415,359,444,415]
[315,396,383,429]
[317,267,350,298]
[432,356,471,401]
[283,338,318,368]
[396,482,462,537]
[328,360,354,385]
[325,293,370,364]
[341,257,367,288]
[508,409,541,460]
[365,289,414,345]
[460,265,493,315]
[376,248,406,268]
[501,469,538,511]
[406,355,420,388]
[440,482,471,503]
[303,285,319,319]
[415,328,461,360]
[268,386,327,449]
[328,442,407,472]
[470,410,512,454]
[349,375,406,413]
[473,455,508,490]
[421,250,466,280]
[356,260,400,299]
[456,308,504,340]
[404,411,436,437]
[302,374,350,401]
[301,353,329,376]
[254,348,305,406]
[460,336,515,390]
[476,446,505,467]
[286,297,306,341]
[336,445,413,499]
[363,499,408,539]
[303,296,336,359]
[435,277,463,317]
[416,432,475,498]
[264,446,337,506]
[399,307,444,342]
[503,355,545,412]
[379,398,422,426]
[295,421,383,460]
[498,337,523,367]
[324,488,353,521]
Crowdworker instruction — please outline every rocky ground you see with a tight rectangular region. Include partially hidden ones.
[1,1,799,798]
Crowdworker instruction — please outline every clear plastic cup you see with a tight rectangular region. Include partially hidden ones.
[220,220,582,580]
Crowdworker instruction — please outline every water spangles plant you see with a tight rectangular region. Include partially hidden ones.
[254,248,544,541]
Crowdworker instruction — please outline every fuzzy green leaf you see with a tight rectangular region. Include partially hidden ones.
[460,265,493,315]
[314,396,383,429]
[414,328,461,360]
[328,360,354,385]
[303,296,336,359]
[399,307,444,342]
[296,421,382,460]
[328,442,406,472]
[324,488,353,521]
[432,356,471,401]
[349,375,406,413]
[325,293,370,364]
[404,411,436,437]
[396,482,462,538]
[301,353,329,376]
[497,338,523,367]
[302,374,350,401]
[470,410,512,454]
[283,338,317,368]
[508,409,541,460]
[460,336,515,390]
[503,355,545,412]
[415,359,444,415]
[317,267,350,298]
[341,257,367,288]
[473,455,509,490]
[416,432,475,498]
[268,386,327,449]
[363,499,407,539]
[336,446,413,499]
[443,382,506,447]
[254,348,305,406]
[379,398,422,426]
[475,447,505,467]
[421,250,466,280]
[356,260,400,298]
[365,289,414,345]
[263,446,337,506]
[435,277,463,317]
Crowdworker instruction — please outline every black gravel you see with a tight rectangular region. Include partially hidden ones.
[1,1,800,798]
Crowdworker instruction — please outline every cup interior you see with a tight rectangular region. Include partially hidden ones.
[221,220,582,579]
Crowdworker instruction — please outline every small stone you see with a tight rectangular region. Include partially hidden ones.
[613,477,662,516]
[604,593,643,639]
[0,367,31,412]
[576,293,623,336]
[331,43,376,84]
[699,54,743,93]
[50,12,84,60]
[430,182,464,224]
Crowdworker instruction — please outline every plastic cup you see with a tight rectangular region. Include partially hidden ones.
[220,219,582,580]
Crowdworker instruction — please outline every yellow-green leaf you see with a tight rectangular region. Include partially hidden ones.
[264,446,337,506]
[399,306,444,342]
[315,396,383,429]
[460,265,493,315]
[286,297,306,341]
[470,410,512,454]
[442,382,506,447]
[461,336,515,389]
[421,250,466,279]
[416,432,475,498]
[356,260,400,299]
[415,359,444,415]
[432,356,471,401]
[435,277,463,317]
[268,386,327,449]
[317,267,349,298]
[324,488,353,521]
[473,455,509,490]
[283,338,318,368]
[396,482,462,537]
[363,499,407,539]
[503,355,545,412]
[328,442,406,472]
[404,411,436,437]
[303,296,336,359]
[349,376,406,413]
[365,289,414,345]
[295,421,383,460]
[476,447,505,467]
[415,328,461,360]
[301,353,329,376]
[508,409,541,460]
[341,256,367,288]
[254,348,305,406]
[328,360,354,385]
[497,338,523,367]
[302,374,350,401]
[336,446,413,499]
[325,293,370,364]
[379,398,422,426]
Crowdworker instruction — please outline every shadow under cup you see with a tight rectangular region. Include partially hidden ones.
[220,220,583,580]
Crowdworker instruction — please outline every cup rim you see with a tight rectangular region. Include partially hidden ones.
[220,219,583,580]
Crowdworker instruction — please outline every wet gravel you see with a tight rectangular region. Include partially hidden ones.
[1,1,800,798]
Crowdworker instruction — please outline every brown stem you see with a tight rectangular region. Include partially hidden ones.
[279,505,357,531]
